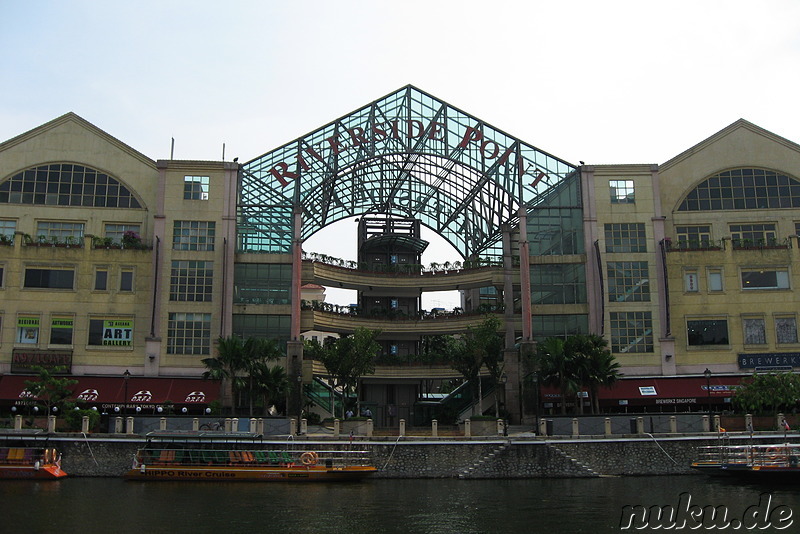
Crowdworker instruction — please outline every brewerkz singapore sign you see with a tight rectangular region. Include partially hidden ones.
[738,352,800,369]
[11,349,72,373]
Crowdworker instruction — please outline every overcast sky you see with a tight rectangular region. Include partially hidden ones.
[3,0,799,306]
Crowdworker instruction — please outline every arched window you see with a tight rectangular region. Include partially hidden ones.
[0,163,142,208]
[677,168,800,211]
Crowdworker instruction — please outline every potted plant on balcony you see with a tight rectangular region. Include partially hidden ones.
[122,230,143,249]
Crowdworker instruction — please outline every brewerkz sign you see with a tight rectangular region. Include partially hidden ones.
[11,349,72,373]
[738,352,800,369]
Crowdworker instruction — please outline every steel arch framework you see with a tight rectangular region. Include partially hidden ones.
[240,85,578,258]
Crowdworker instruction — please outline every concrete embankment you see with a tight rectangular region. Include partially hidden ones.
[39,432,792,479]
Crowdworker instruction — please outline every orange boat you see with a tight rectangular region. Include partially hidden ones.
[124,432,377,482]
[0,445,67,480]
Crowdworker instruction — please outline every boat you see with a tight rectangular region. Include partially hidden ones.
[0,432,67,480]
[124,431,377,482]
[691,440,800,480]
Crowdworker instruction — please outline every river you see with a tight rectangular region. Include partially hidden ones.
[2,476,799,533]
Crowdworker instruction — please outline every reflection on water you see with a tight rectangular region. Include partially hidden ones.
[3,476,800,533]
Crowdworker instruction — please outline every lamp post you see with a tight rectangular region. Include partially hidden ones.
[296,373,303,435]
[123,369,131,415]
[704,368,712,415]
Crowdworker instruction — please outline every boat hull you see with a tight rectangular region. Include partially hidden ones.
[0,465,67,480]
[125,464,377,482]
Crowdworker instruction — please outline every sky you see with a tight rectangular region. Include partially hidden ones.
[2,0,800,307]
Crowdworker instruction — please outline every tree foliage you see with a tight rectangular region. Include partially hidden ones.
[732,373,800,414]
[451,315,504,417]
[306,327,380,418]
[535,334,621,414]
[23,366,78,414]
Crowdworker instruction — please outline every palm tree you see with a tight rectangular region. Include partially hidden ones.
[251,362,290,416]
[536,337,579,414]
[581,335,621,414]
[202,336,248,414]
[241,338,285,417]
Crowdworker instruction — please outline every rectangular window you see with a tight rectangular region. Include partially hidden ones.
[530,264,587,305]
[741,269,789,290]
[120,269,134,292]
[674,225,712,248]
[16,316,40,344]
[36,221,84,241]
[24,268,75,289]
[0,265,4,287]
[104,224,141,243]
[167,313,211,355]
[173,221,215,251]
[776,317,798,344]
[184,176,209,200]
[95,269,108,291]
[232,314,291,341]
[684,269,699,292]
[607,262,650,302]
[609,180,635,203]
[88,318,134,346]
[687,319,729,346]
[170,260,213,301]
[49,316,74,345]
[604,223,647,253]
[0,219,16,239]
[743,317,766,345]
[707,268,723,292]
[610,311,653,353]
[730,223,777,247]
[233,263,292,304]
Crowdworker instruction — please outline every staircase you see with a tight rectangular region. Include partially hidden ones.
[546,443,601,477]
[459,441,511,479]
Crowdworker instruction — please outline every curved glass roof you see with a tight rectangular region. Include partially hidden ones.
[0,163,142,208]
[240,85,577,258]
[678,168,800,211]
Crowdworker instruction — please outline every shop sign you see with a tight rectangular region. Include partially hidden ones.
[103,320,133,346]
[11,349,72,373]
[738,352,800,369]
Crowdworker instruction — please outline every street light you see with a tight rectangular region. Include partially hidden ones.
[123,369,131,415]
[704,368,712,415]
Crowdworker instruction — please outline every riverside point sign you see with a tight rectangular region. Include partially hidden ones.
[268,118,545,188]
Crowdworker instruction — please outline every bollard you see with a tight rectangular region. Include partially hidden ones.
[126,416,134,434]
[159,417,167,431]
[777,413,786,431]
[224,418,232,432]
[289,418,297,436]
[300,418,308,435]
[193,418,200,431]
[367,418,373,438]
[702,414,710,432]
[464,419,471,438]
[713,414,721,432]
[636,417,644,435]
[14,415,22,430]
[538,418,547,436]
[432,419,438,438]
[48,415,56,433]
[231,418,239,432]
[604,417,612,437]
[497,418,504,435]
[745,413,753,433]
[81,415,90,433]
[399,418,406,437]
[249,418,257,433]
[114,416,123,433]
[572,418,579,437]
[257,418,264,435]
[333,418,340,438]
[669,415,677,434]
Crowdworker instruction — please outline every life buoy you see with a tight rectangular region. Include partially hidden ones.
[766,447,785,461]
[300,451,318,466]
[43,448,53,465]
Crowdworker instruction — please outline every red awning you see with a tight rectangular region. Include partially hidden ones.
[0,375,220,406]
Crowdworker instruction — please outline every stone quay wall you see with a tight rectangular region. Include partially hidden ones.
[42,432,794,479]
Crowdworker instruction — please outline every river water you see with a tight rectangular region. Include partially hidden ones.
[2,476,799,533]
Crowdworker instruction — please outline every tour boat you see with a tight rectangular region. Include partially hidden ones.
[124,431,377,482]
[691,441,800,479]
[0,435,67,480]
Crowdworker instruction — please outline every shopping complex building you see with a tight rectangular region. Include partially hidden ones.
[2,85,800,424]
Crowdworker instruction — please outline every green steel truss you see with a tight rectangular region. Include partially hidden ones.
[241,85,577,258]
